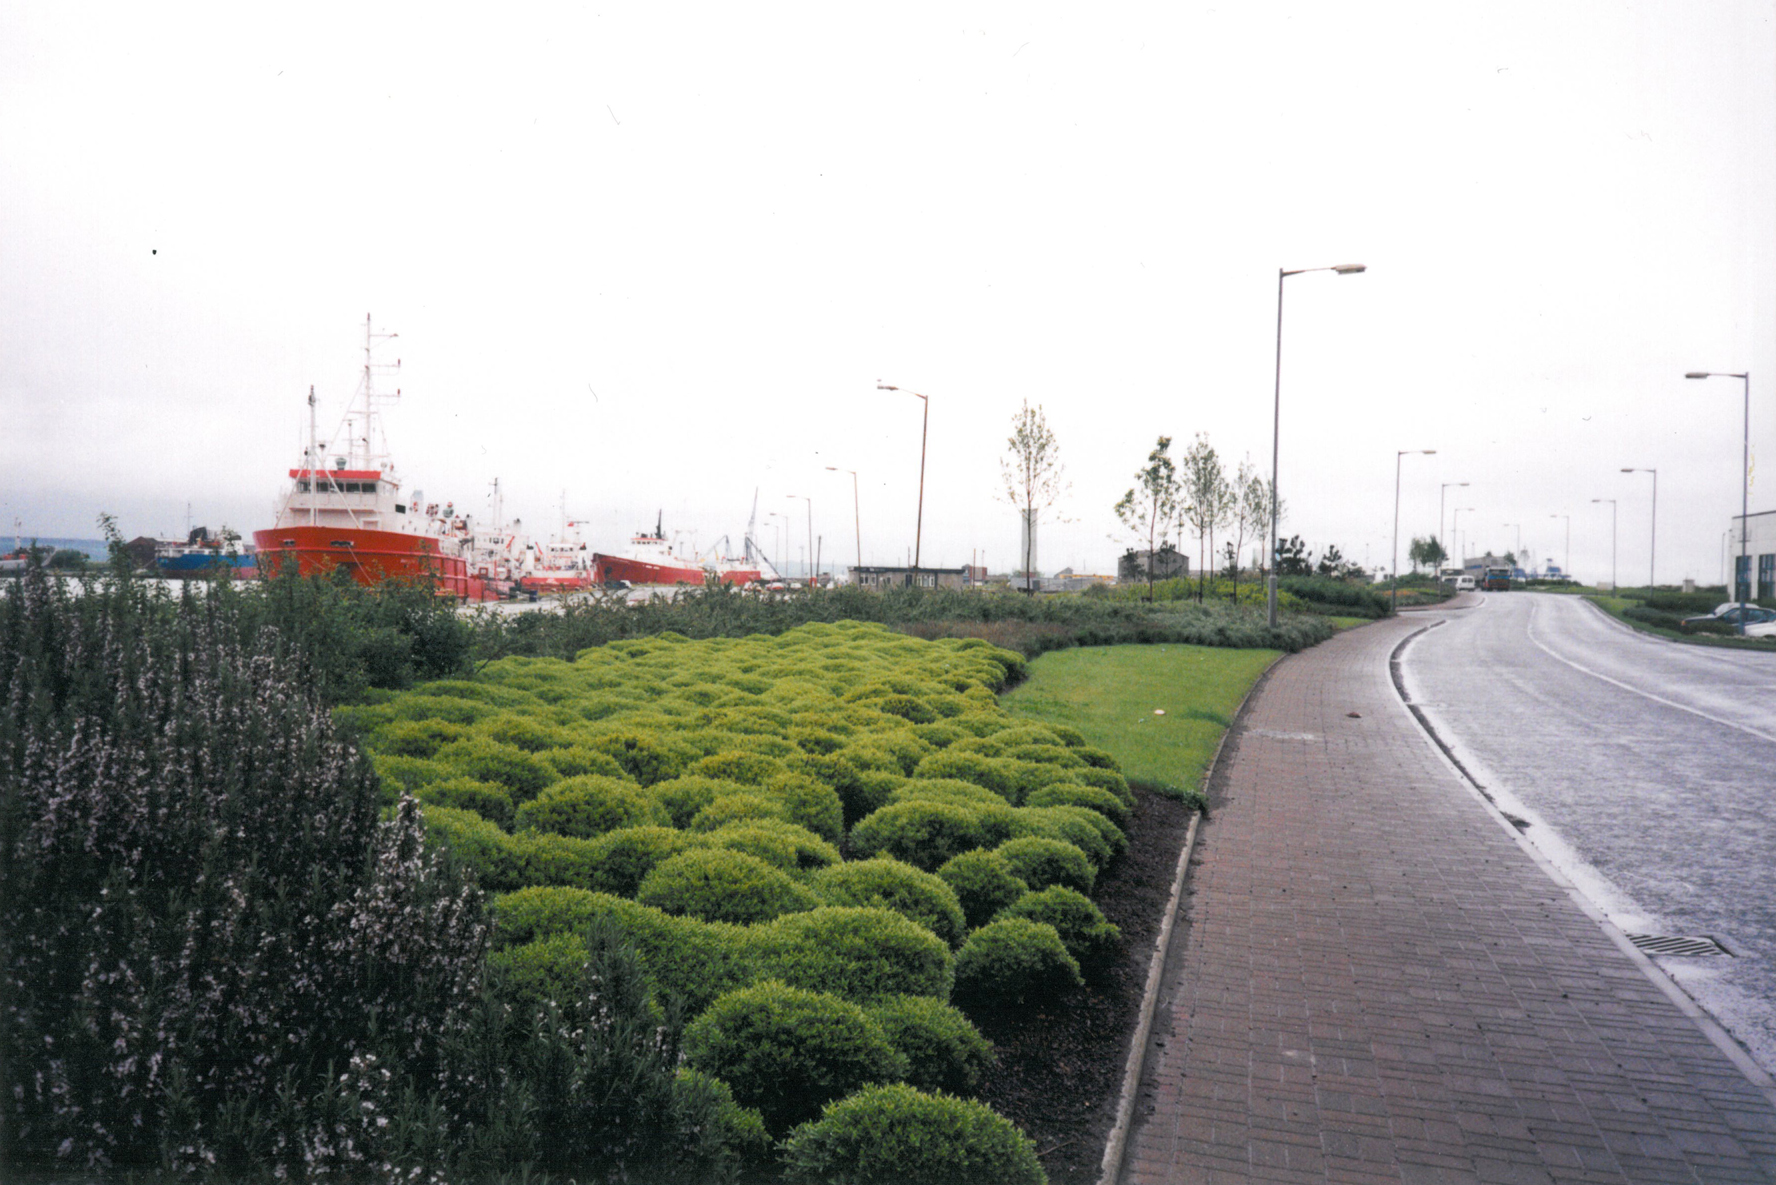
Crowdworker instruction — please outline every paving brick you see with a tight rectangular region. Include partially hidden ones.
[1117,615,1776,1182]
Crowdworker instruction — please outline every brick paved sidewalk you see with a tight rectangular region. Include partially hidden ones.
[1120,615,1776,1184]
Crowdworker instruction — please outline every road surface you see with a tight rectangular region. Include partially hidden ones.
[1401,591,1776,1072]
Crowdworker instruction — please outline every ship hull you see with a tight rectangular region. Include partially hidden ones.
[157,552,257,575]
[592,553,710,586]
[253,525,497,601]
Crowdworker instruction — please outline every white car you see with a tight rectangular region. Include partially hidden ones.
[1453,575,1477,592]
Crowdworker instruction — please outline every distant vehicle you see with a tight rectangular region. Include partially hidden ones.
[1682,603,1776,627]
[1483,567,1512,591]
[1454,575,1477,592]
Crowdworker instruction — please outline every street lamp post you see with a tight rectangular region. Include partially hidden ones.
[1269,262,1367,627]
[877,383,929,570]
[1620,468,1657,591]
[1591,499,1617,592]
[1685,371,1752,632]
[1440,482,1468,571]
[1452,507,1476,573]
[826,466,862,580]
[1392,449,1437,614]
[1549,514,1569,582]
[787,494,814,588]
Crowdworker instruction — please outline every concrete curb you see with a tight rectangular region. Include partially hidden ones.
[1095,652,1283,1185]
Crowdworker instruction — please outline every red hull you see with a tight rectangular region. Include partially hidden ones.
[592,554,708,586]
[253,525,500,602]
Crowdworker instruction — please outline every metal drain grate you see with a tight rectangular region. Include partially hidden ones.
[1626,933,1733,958]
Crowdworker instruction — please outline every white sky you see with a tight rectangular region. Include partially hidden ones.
[3,3,1772,585]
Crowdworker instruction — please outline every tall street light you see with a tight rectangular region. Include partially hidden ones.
[1440,482,1468,569]
[1392,449,1436,614]
[1620,467,1657,591]
[1591,498,1617,592]
[1502,522,1521,565]
[766,511,787,578]
[826,466,862,579]
[1685,370,1752,632]
[1452,506,1476,571]
[877,383,929,569]
[1549,514,1570,581]
[786,494,814,588]
[1269,262,1367,626]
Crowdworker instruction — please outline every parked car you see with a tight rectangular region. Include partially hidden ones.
[1746,619,1776,639]
[1681,603,1776,627]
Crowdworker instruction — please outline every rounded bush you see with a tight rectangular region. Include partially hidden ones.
[1008,806,1115,869]
[372,717,468,758]
[637,848,819,924]
[514,774,668,838]
[415,775,515,828]
[690,792,785,832]
[702,819,841,872]
[888,778,1010,811]
[758,907,954,1001]
[1023,783,1132,830]
[995,836,1095,895]
[936,849,1028,930]
[781,1083,1044,1185]
[910,721,968,749]
[489,885,604,947]
[912,750,1019,800]
[478,711,571,752]
[434,736,559,800]
[769,773,845,844]
[371,752,448,798]
[1071,764,1133,805]
[812,858,967,948]
[589,729,696,785]
[953,917,1082,1009]
[539,745,630,781]
[684,981,909,1135]
[1004,742,1086,770]
[998,886,1121,974]
[865,995,994,1096]
[581,825,694,896]
[648,774,741,828]
[849,801,985,872]
[692,749,787,786]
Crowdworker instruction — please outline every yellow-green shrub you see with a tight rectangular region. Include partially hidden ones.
[539,745,630,781]
[702,820,840,872]
[691,750,786,786]
[953,917,1081,1009]
[1023,784,1133,831]
[810,858,966,949]
[416,776,515,828]
[637,849,819,925]
[514,775,668,838]
[995,837,1094,895]
[999,886,1121,975]
[433,736,559,800]
[936,849,1028,931]
[690,793,785,832]
[757,907,953,1002]
[864,995,994,1096]
[848,802,985,873]
[780,1083,1043,1185]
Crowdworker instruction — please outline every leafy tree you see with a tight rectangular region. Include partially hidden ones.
[1114,436,1180,603]
[1239,471,1283,587]
[1178,433,1233,603]
[998,400,1068,592]
[1224,458,1261,594]
[1315,544,1347,577]
[1407,536,1447,574]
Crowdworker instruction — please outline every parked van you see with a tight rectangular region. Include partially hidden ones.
[1453,574,1476,592]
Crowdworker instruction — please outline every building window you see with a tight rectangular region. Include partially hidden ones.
[1736,554,1751,603]
[1759,553,1774,599]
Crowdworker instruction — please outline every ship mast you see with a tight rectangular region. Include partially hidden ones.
[306,385,318,526]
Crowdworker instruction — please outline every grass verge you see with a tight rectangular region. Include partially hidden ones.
[1584,594,1776,651]
[1000,643,1280,808]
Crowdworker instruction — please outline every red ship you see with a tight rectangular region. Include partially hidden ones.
[592,513,711,586]
[253,316,503,602]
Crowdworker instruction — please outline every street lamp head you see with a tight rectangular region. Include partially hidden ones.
[876,382,898,391]
[1332,263,1367,274]
[1684,372,1711,380]
[1421,449,1437,455]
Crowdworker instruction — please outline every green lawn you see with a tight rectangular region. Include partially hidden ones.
[1001,643,1280,804]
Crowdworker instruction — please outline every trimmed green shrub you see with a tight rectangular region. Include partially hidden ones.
[690,792,785,832]
[489,927,592,1019]
[995,836,1095,894]
[539,744,630,781]
[811,858,967,949]
[769,772,845,844]
[701,819,841,872]
[588,730,696,785]
[1023,783,1133,830]
[416,775,515,828]
[371,752,449,799]
[936,849,1028,930]
[581,826,695,896]
[372,717,468,757]
[648,774,740,828]
[434,736,559,800]
[865,995,994,1096]
[758,907,954,1002]
[490,885,604,947]
[637,848,819,924]
[849,801,985,872]
[1071,764,1134,805]
[691,749,786,786]
[672,1069,772,1176]
[910,721,968,749]
[1044,723,1089,748]
[888,778,1011,811]
[514,774,668,838]
[781,1083,1045,1185]
[953,917,1082,1008]
[912,749,1019,800]
[1005,742,1086,770]
[999,886,1121,974]
[684,981,908,1135]
[1009,805,1117,869]
[1071,744,1116,769]
[478,711,571,752]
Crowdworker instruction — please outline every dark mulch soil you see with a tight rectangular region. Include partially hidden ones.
[971,787,1196,1185]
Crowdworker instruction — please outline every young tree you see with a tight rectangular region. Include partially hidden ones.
[1240,473,1284,586]
[998,401,1069,592]
[1407,535,1448,574]
[1276,534,1312,576]
[1177,433,1233,602]
[1114,436,1179,602]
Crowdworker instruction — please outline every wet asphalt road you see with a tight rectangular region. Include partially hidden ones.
[1399,591,1776,1072]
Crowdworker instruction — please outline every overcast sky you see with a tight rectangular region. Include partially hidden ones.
[3,3,1772,585]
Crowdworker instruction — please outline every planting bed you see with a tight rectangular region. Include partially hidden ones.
[351,620,1147,1180]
